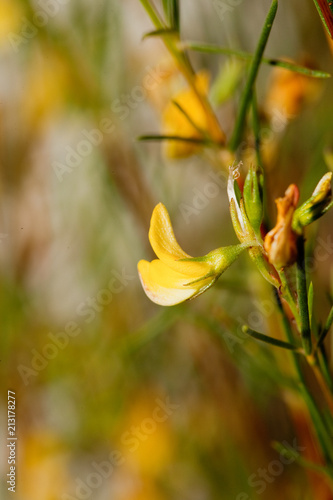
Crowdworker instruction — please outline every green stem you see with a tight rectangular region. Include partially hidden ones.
[184,42,331,78]
[312,0,333,38]
[229,0,278,152]
[316,305,333,351]
[273,441,333,479]
[275,291,305,382]
[139,0,225,148]
[308,356,333,414]
[300,384,333,467]
[242,325,301,351]
[275,292,333,466]
[139,0,166,28]
[296,237,312,355]
[251,92,264,169]
[278,269,301,330]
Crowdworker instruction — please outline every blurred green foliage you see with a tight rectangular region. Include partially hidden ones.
[0,1,333,499]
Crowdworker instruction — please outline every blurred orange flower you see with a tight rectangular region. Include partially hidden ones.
[264,184,299,269]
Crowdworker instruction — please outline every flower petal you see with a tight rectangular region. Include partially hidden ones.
[138,259,204,306]
[149,203,209,277]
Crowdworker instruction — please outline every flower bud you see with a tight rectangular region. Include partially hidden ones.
[228,165,279,287]
[292,172,332,233]
[243,165,264,235]
[264,184,299,269]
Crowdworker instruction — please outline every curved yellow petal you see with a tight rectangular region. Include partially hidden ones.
[149,203,210,277]
[138,259,206,306]
[149,203,189,260]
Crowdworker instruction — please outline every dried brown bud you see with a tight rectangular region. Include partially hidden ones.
[264,184,299,269]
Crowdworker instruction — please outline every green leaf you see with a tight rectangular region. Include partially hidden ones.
[233,180,242,206]
[272,441,331,476]
[170,100,206,135]
[267,58,331,79]
[316,304,333,350]
[242,325,302,352]
[184,42,331,78]
[137,134,210,145]
[299,384,333,464]
[210,58,245,106]
[308,281,314,329]
[143,28,178,39]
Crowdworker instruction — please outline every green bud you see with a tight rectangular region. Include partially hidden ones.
[292,172,332,233]
[210,58,244,106]
[243,165,264,235]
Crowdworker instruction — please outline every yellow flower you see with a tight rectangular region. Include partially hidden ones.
[0,0,23,44]
[22,50,70,130]
[138,203,248,306]
[161,72,225,158]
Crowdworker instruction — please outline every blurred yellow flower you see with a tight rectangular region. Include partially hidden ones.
[119,395,173,477]
[19,430,70,500]
[161,72,225,158]
[23,50,70,130]
[138,203,248,306]
[0,0,23,43]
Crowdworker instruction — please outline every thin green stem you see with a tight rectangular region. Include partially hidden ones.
[242,325,302,351]
[184,42,331,78]
[275,291,305,382]
[139,0,225,149]
[229,0,278,151]
[278,269,301,330]
[296,237,312,355]
[251,92,264,169]
[316,347,333,391]
[316,305,333,351]
[312,0,333,38]
[139,0,166,29]
[274,291,333,466]
[300,384,333,467]
[308,356,333,414]
[273,441,333,479]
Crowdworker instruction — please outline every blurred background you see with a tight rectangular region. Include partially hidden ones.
[1,0,333,498]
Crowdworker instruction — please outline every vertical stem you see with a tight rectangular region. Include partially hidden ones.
[309,358,333,414]
[139,0,225,147]
[312,0,333,38]
[251,91,264,169]
[278,269,301,330]
[229,0,278,152]
[275,291,333,466]
[275,291,304,382]
[296,236,312,355]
